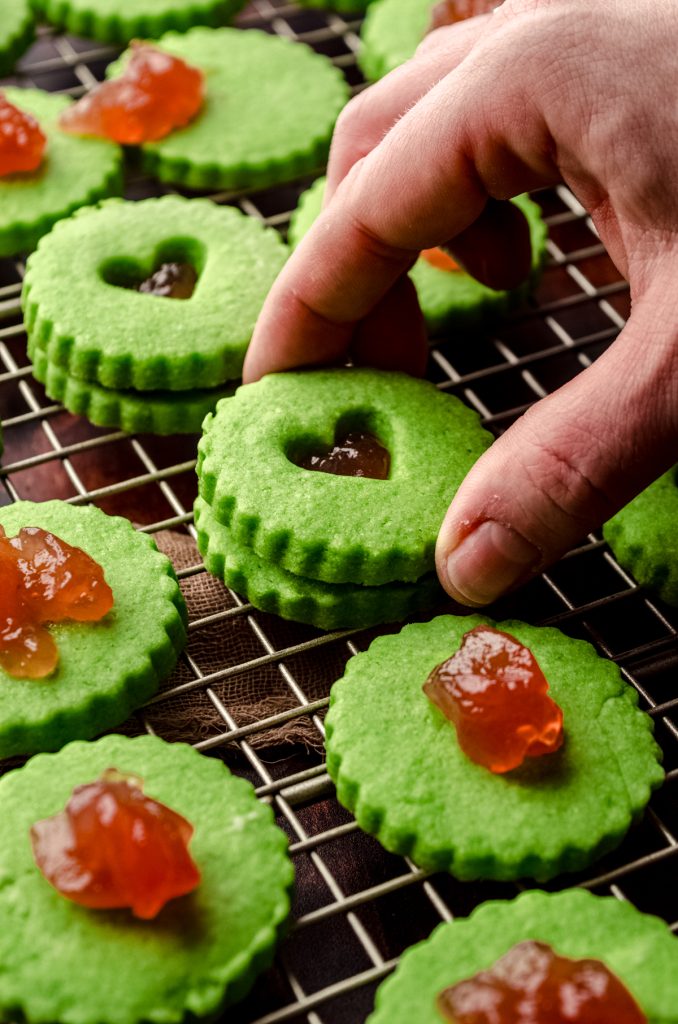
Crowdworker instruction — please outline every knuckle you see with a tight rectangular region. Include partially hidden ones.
[518,417,618,534]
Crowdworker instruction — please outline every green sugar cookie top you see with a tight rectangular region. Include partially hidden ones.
[33,0,245,45]
[289,178,547,334]
[0,734,294,1024]
[197,369,493,586]
[368,889,678,1023]
[0,501,187,758]
[23,195,288,391]
[108,28,349,191]
[194,494,444,630]
[0,88,123,260]
[604,467,678,607]
[0,0,35,76]
[359,0,433,80]
[325,614,663,880]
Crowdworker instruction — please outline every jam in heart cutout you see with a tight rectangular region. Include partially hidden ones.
[100,238,204,300]
[290,415,391,480]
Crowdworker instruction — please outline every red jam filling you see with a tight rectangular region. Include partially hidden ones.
[421,247,461,273]
[138,261,197,299]
[31,769,201,920]
[427,0,499,33]
[437,940,647,1023]
[0,93,47,176]
[0,525,113,680]
[297,431,390,479]
[423,625,564,773]
[58,42,204,145]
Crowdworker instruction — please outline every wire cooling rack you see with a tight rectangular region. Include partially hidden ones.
[1,5,678,1022]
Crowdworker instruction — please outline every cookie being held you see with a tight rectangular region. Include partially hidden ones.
[196,369,494,627]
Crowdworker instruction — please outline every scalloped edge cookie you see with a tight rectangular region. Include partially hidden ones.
[30,347,237,436]
[0,0,35,77]
[603,467,678,607]
[325,614,663,881]
[23,195,288,392]
[107,28,349,191]
[0,501,187,758]
[0,733,294,1024]
[289,178,548,335]
[368,889,678,1023]
[195,495,445,629]
[197,369,493,587]
[359,0,434,81]
[0,88,123,260]
[33,0,246,45]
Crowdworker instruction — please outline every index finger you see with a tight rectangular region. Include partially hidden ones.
[243,25,553,383]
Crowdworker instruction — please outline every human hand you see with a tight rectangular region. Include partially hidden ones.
[243,0,678,606]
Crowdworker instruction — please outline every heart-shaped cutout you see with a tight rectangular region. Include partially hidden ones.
[99,236,206,300]
[289,412,391,480]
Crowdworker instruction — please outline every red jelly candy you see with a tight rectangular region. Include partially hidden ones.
[31,768,201,919]
[421,247,461,273]
[428,0,499,33]
[297,430,390,479]
[9,526,114,623]
[437,940,647,1023]
[0,92,47,176]
[0,525,113,680]
[58,42,204,145]
[0,539,58,679]
[423,625,564,773]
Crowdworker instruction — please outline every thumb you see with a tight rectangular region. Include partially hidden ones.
[435,272,678,606]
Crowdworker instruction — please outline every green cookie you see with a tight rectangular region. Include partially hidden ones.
[368,889,678,1023]
[197,369,493,587]
[359,0,434,80]
[108,28,349,191]
[0,734,294,1024]
[603,467,678,607]
[0,89,122,260]
[23,195,288,392]
[30,348,237,436]
[0,501,187,758]
[32,0,245,45]
[325,614,663,880]
[289,177,547,334]
[0,0,35,76]
[195,495,444,629]
[295,0,373,13]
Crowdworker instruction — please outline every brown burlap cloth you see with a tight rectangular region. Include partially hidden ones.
[145,529,351,754]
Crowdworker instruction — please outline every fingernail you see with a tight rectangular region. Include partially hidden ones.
[442,521,540,607]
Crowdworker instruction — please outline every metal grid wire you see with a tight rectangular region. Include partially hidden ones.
[1,6,678,1022]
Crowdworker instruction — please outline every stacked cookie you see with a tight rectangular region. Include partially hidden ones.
[195,368,494,629]
[22,195,288,434]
